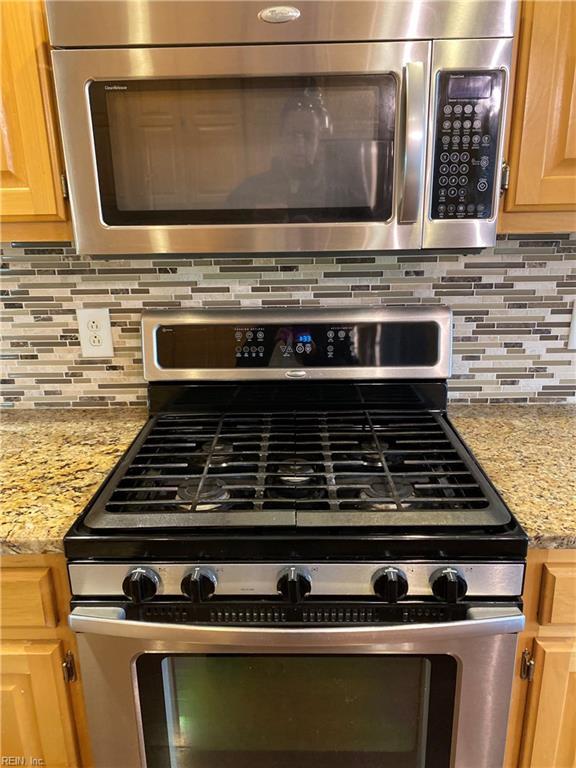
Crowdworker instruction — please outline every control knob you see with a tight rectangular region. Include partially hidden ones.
[277,567,312,603]
[373,567,409,603]
[181,567,217,602]
[122,567,160,603]
[430,567,468,603]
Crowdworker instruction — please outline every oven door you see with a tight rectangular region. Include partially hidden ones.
[70,606,523,768]
[51,42,430,255]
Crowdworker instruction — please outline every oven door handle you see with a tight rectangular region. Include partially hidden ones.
[399,60,426,224]
[69,606,524,645]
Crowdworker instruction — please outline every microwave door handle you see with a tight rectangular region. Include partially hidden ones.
[69,606,524,644]
[399,61,426,224]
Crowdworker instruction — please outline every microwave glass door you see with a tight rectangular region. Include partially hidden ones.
[89,75,396,226]
[136,653,456,768]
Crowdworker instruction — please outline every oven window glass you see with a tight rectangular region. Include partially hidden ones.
[89,75,397,225]
[136,654,456,768]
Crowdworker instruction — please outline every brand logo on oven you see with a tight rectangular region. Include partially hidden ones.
[258,5,301,23]
[104,85,127,91]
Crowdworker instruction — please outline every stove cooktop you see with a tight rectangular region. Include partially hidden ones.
[82,405,511,531]
[64,309,528,562]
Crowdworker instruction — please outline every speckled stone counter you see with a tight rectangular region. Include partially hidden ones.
[1,405,574,555]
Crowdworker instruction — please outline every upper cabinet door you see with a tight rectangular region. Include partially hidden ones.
[505,0,576,214]
[0,1,66,222]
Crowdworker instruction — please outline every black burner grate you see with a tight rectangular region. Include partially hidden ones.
[84,406,511,529]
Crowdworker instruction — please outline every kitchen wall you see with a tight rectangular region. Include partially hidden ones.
[1,233,575,408]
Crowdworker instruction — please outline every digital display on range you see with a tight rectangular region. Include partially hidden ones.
[155,322,440,369]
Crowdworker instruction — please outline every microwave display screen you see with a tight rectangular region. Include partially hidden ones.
[447,75,492,100]
[89,75,397,226]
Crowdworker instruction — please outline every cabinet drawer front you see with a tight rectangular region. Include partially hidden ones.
[538,563,576,626]
[0,567,58,628]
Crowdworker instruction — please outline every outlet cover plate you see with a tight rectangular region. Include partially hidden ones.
[77,308,114,358]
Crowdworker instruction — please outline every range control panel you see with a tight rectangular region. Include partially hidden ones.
[431,70,504,221]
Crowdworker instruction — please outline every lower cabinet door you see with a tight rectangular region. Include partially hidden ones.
[0,641,80,768]
[520,638,576,768]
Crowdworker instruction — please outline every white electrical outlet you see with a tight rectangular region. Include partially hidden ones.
[77,308,114,358]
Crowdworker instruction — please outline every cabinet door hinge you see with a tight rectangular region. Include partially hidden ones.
[62,650,77,683]
[520,648,535,682]
[500,162,510,197]
[60,173,69,199]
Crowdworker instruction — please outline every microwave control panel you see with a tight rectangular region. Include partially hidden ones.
[430,70,504,221]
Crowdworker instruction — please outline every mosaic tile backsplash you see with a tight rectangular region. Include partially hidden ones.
[1,233,575,408]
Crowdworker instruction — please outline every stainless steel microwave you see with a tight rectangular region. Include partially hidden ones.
[46,1,516,256]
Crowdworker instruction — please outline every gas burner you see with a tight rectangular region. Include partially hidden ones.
[359,479,398,510]
[190,440,234,469]
[268,458,325,500]
[175,477,232,511]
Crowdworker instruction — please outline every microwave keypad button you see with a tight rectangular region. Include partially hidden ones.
[480,156,490,169]
[453,104,463,114]
[439,176,448,186]
[461,135,471,144]
[448,188,457,197]
[460,152,470,162]
[474,104,483,113]
[439,164,449,174]
[438,188,447,197]
[477,203,485,212]
[443,105,452,114]
[449,164,459,174]
[460,163,469,174]
[440,152,450,162]
[459,176,468,186]
[453,120,461,130]
[438,204,446,213]
[482,135,491,145]
[442,120,451,130]
[473,119,482,130]
[458,188,467,197]
[449,176,458,186]
[442,136,450,145]
[457,204,466,212]
[449,152,459,162]
[467,204,475,212]
[464,104,474,114]
[477,179,489,192]
[447,204,456,212]
[472,135,481,145]
[463,120,472,129]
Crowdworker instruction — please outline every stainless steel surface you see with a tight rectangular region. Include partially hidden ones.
[141,306,452,382]
[399,62,426,224]
[69,605,524,639]
[71,605,521,768]
[422,38,513,249]
[51,41,430,256]
[69,561,525,599]
[46,1,517,47]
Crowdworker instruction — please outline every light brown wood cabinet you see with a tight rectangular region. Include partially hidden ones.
[505,549,576,768]
[0,555,92,768]
[500,0,576,233]
[0,0,71,242]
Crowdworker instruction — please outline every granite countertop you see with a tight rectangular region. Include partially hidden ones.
[0,405,574,555]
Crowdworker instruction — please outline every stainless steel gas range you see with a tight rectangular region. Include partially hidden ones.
[66,307,527,768]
